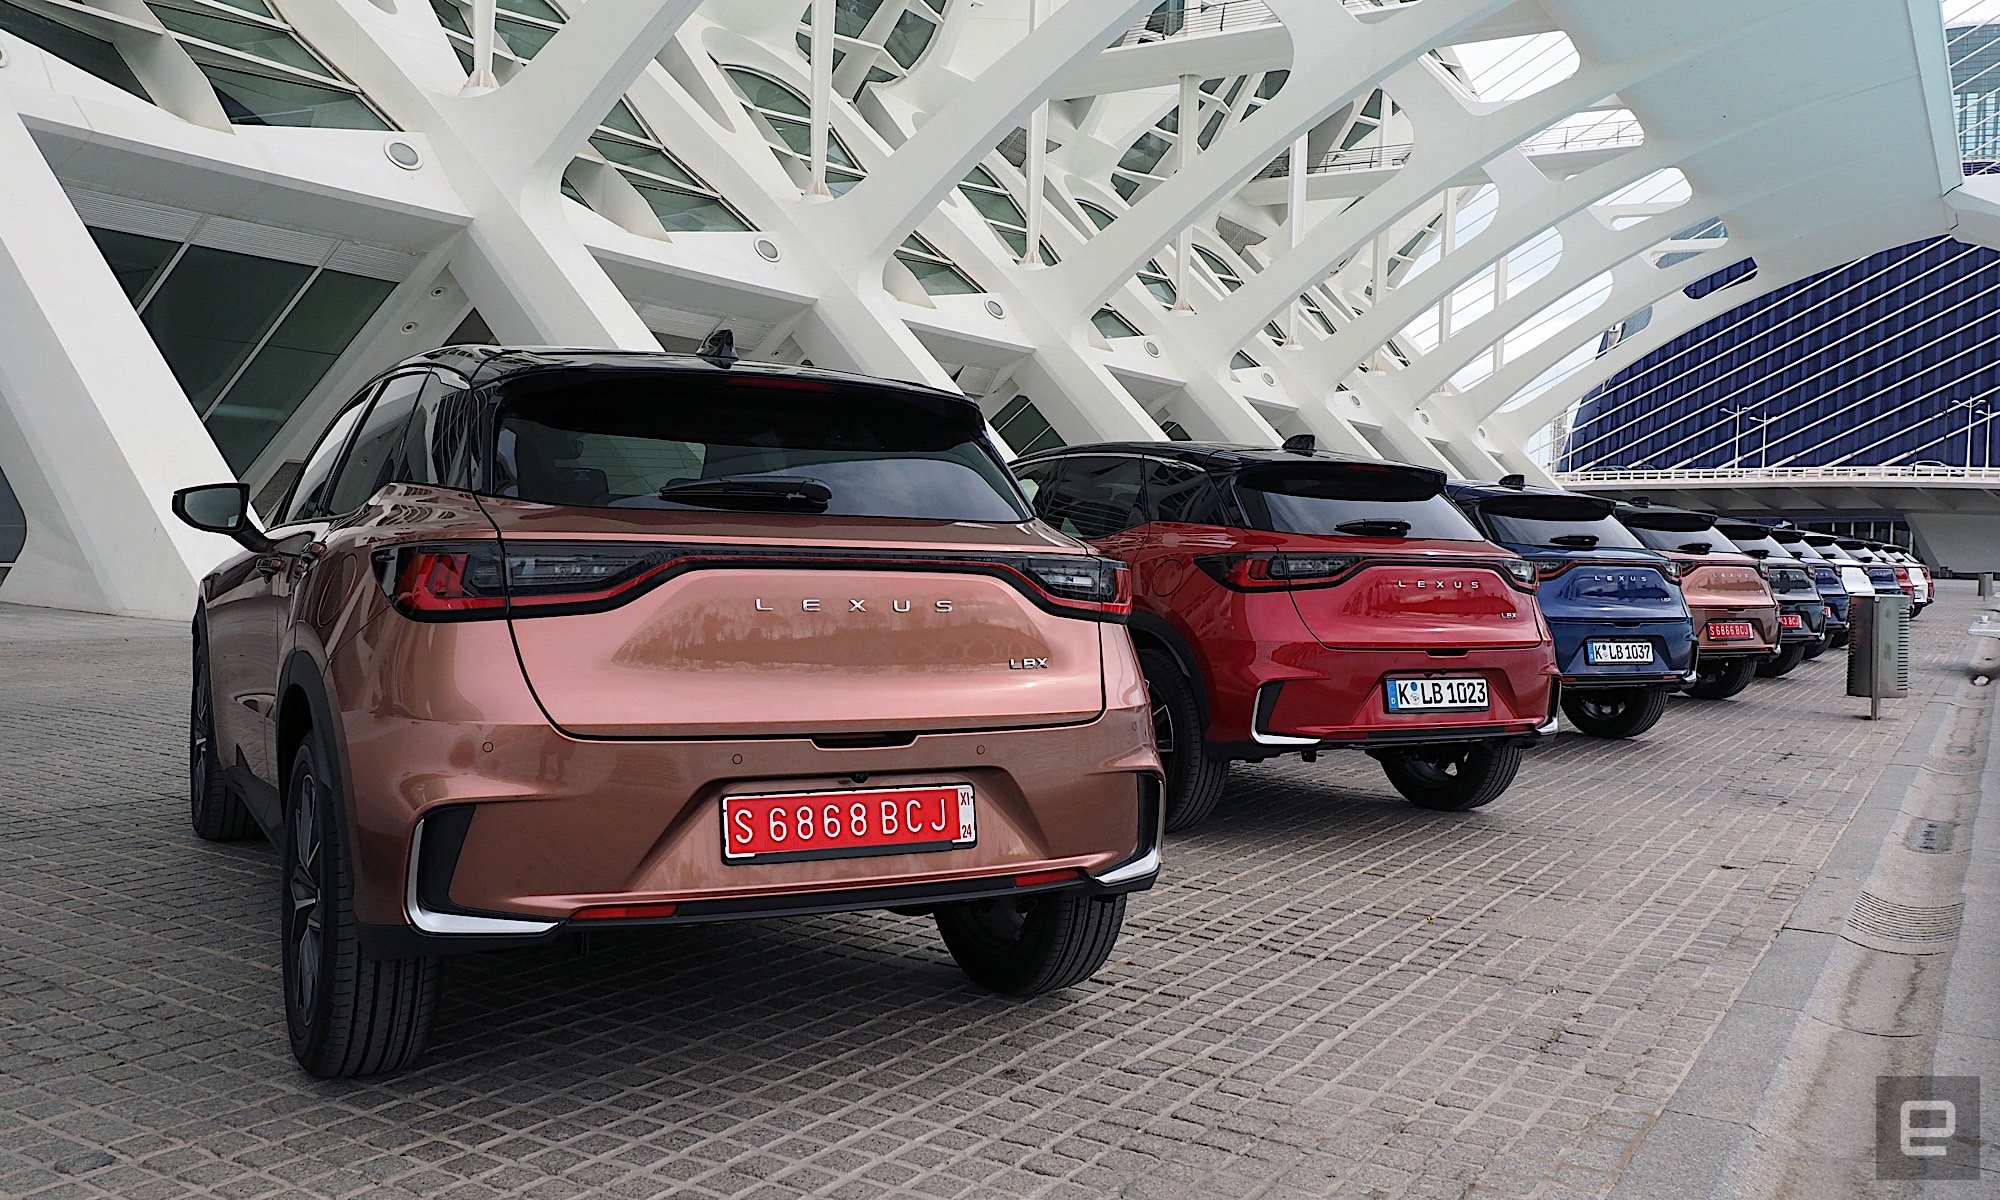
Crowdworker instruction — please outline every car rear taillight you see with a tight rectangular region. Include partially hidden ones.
[1195,552,1361,591]
[1498,558,1538,591]
[378,542,509,616]
[1010,555,1131,619]
[376,541,663,620]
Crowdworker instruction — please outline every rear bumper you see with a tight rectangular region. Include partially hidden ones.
[1689,602,1780,659]
[343,704,1161,954]
[1207,642,1555,758]
[1546,617,1696,687]
[366,774,1163,956]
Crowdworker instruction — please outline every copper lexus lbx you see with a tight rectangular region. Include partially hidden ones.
[173,344,1162,1077]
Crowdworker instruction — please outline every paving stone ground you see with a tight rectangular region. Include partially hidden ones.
[0,585,1985,1200]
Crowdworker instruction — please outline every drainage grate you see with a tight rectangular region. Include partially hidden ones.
[1846,891,1964,949]
[1904,820,1959,854]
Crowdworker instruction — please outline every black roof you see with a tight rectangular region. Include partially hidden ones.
[407,345,977,409]
[1011,440,1420,472]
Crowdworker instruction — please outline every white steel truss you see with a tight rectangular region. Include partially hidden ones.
[0,0,1976,615]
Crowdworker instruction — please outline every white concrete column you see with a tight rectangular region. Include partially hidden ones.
[1170,72,1198,311]
[1285,134,1306,344]
[808,0,833,197]
[469,0,498,89]
[1021,0,1048,266]
[0,102,238,619]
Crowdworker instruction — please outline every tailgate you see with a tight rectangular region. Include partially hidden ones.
[482,505,1107,739]
[1288,559,1545,650]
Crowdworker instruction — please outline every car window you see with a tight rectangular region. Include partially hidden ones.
[1484,512,1645,550]
[1629,525,1745,555]
[323,373,429,516]
[1011,459,1060,507]
[1234,462,1480,541]
[1147,461,1225,525]
[277,393,374,525]
[385,373,476,488]
[493,375,1028,521]
[1037,456,1148,539]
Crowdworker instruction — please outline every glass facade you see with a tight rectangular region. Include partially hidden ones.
[0,1,150,99]
[794,0,947,102]
[991,394,1064,454]
[1559,25,2000,472]
[724,66,865,195]
[85,227,394,472]
[150,0,388,129]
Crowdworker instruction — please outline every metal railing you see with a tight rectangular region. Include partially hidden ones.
[1556,464,2000,484]
[1254,117,1643,180]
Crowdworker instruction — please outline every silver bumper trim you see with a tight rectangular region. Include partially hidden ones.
[405,822,559,936]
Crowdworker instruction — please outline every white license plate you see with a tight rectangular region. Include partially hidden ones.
[1385,677,1490,712]
[1587,640,1655,664]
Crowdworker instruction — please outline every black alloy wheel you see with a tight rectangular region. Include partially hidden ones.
[935,891,1126,995]
[1137,649,1228,832]
[1755,641,1809,678]
[1559,686,1670,739]
[282,735,438,1078]
[190,639,256,841]
[1686,656,1758,699]
[1378,741,1524,811]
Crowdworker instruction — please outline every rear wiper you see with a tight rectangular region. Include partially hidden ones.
[655,475,832,511]
[1549,534,1598,548]
[1333,518,1411,537]
[1676,541,1713,554]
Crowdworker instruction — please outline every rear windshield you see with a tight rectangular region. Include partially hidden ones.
[1484,512,1645,550]
[1234,463,1481,541]
[1721,532,1791,560]
[492,377,1027,521]
[1629,524,1745,555]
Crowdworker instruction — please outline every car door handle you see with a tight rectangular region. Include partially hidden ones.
[254,555,286,576]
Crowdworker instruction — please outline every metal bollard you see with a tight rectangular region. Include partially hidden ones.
[1847,593,1912,719]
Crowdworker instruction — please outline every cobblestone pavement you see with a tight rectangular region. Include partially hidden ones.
[1,586,1985,1200]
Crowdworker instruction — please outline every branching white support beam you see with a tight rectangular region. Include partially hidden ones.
[450,0,705,186]
[808,0,833,198]
[1207,57,1711,357]
[811,0,1160,265]
[0,100,238,618]
[1047,0,1521,313]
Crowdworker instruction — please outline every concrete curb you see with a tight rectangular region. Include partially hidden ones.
[1610,600,1998,1200]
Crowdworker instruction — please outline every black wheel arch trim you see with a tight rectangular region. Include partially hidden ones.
[1125,612,1210,731]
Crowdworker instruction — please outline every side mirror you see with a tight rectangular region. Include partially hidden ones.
[172,483,271,551]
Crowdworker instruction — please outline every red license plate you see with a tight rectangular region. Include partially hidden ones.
[1707,621,1754,640]
[1779,613,1804,629]
[722,784,976,863]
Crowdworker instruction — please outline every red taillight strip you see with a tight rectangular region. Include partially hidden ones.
[571,902,678,921]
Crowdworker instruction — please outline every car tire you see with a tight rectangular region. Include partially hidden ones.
[283,736,438,1079]
[1686,656,1758,699]
[935,891,1126,995]
[1756,642,1808,678]
[1379,741,1523,811]
[1138,649,1228,833]
[1801,638,1828,661]
[1559,686,1669,739]
[190,639,257,842]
